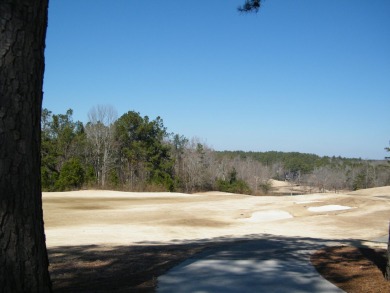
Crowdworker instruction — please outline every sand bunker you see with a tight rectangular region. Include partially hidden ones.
[295,200,322,204]
[245,210,293,222]
[308,205,353,212]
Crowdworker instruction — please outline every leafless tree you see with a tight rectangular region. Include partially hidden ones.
[307,167,331,193]
[233,158,272,194]
[179,138,214,192]
[85,105,118,187]
[327,169,347,193]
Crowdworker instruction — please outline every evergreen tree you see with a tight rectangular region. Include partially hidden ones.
[115,111,174,191]
[41,108,86,191]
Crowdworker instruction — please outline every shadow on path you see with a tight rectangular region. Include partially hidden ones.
[48,234,383,292]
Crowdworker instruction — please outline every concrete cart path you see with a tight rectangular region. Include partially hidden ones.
[157,237,344,293]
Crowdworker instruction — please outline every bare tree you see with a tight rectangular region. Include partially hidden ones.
[307,167,331,193]
[85,105,117,187]
[232,158,272,194]
[180,138,214,192]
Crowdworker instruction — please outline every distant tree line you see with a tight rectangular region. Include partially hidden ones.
[41,106,390,194]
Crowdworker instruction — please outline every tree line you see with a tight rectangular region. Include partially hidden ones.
[41,106,390,194]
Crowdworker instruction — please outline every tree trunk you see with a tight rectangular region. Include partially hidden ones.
[0,0,51,291]
[386,222,390,281]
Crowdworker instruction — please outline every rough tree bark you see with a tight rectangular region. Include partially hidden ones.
[0,0,51,291]
[386,222,390,280]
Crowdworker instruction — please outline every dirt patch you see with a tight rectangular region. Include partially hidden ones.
[311,246,390,293]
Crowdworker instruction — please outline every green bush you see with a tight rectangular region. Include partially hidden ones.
[216,179,252,195]
[55,158,85,191]
[107,169,120,188]
[84,164,97,187]
[216,168,251,195]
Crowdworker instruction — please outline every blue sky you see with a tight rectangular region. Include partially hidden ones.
[44,0,390,159]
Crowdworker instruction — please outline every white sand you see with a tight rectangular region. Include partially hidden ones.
[245,210,293,222]
[295,200,322,204]
[308,205,353,212]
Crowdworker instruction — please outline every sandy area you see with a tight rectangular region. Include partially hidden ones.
[308,205,353,212]
[43,186,390,248]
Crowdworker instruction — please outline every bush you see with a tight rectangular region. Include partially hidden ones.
[259,181,272,195]
[107,169,120,188]
[55,158,85,191]
[216,167,252,195]
[216,179,252,195]
[84,164,97,186]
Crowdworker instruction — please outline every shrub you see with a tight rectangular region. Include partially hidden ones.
[55,158,85,191]
[216,168,252,195]
[107,169,120,188]
[259,181,272,194]
[216,179,252,195]
[84,164,97,186]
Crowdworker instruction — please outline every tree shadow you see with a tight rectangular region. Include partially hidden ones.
[310,244,389,292]
[47,234,386,292]
[49,242,214,292]
[358,247,387,277]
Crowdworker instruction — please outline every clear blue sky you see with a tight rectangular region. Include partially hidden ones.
[43,0,390,160]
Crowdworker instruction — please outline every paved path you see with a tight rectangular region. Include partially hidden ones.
[157,237,344,293]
